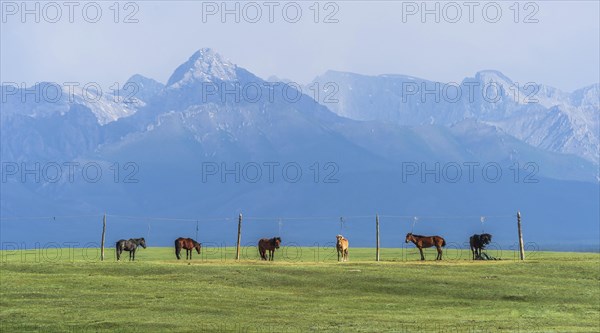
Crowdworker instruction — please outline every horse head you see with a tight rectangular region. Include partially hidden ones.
[481,233,492,246]
[336,235,343,242]
[194,241,202,254]
[405,233,413,243]
[273,237,281,249]
[139,238,147,249]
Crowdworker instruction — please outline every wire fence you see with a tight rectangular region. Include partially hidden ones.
[0,212,520,255]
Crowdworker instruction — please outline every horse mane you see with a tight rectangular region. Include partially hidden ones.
[411,234,427,238]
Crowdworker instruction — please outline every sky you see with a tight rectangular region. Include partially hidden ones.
[1,1,599,92]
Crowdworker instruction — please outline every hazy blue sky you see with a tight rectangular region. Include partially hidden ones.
[1,1,598,91]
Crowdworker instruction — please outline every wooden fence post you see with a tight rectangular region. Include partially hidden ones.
[101,213,106,261]
[376,214,380,262]
[236,213,242,260]
[517,211,525,260]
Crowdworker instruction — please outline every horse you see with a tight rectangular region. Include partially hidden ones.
[258,237,281,261]
[116,238,146,261]
[470,233,493,260]
[175,237,201,260]
[336,235,349,262]
[405,233,446,260]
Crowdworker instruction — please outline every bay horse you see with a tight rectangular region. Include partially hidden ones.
[405,233,446,260]
[175,237,201,260]
[336,235,349,262]
[470,233,493,260]
[258,237,281,261]
[116,238,146,261]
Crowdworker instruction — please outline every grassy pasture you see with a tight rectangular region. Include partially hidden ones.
[0,247,598,332]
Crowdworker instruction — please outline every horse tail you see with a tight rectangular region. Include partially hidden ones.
[258,240,264,259]
[174,239,181,259]
[441,238,446,247]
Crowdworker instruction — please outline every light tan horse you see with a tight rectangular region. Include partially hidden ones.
[336,235,349,262]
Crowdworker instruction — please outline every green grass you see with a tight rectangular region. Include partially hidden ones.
[1,247,598,332]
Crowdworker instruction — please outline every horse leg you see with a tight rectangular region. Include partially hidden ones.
[337,249,340,262]
[419,248,425,261]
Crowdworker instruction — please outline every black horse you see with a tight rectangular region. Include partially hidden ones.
[470,233,492,260]
[116,238,147,261]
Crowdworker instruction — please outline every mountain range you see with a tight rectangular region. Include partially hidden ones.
[1,48,598,251]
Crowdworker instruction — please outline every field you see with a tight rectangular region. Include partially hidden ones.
[0,246,598,332]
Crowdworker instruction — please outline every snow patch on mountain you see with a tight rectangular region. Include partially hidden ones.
[166,48,238,88]
[312,70,600,164]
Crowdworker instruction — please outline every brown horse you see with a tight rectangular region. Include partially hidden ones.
[175,237,201,260]
[405,233,446,260]
[258,237,281,261]
[336,235,349,262]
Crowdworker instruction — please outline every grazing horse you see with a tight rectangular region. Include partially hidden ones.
[116,238,146,261]
[405,233,446,260]
[336,235,349,262]
[470,233,493,260]
[258,237,281,261]
[175,237,201,260]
